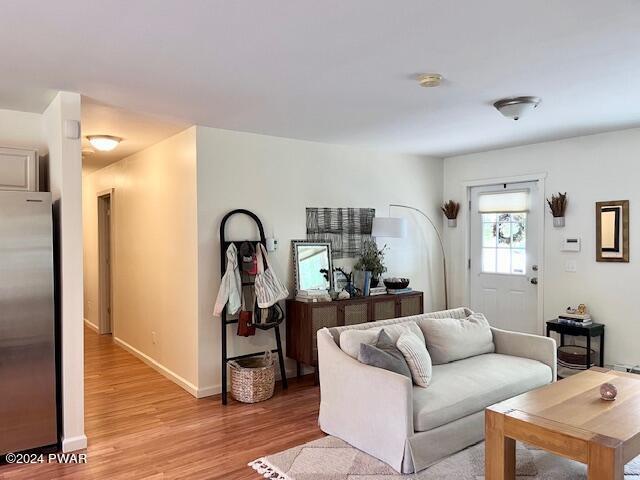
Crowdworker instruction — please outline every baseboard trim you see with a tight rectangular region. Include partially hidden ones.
[112,336,199,398]
[61,434,87,452]
[83,318,99,332]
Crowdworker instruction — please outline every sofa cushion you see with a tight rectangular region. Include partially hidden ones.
[397,331,432,387]
[358,330,412,379]
[340,321,425,359]
[412,353,552,432]
[328,308,472,345]
[417,313,494,364]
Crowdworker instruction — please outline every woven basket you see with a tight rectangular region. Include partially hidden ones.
[557,345,596,369]
[229,353,275,403]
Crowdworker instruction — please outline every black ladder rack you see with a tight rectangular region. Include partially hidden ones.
[219,209,288,405]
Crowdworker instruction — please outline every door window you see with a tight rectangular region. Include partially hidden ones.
[481,213,527,275]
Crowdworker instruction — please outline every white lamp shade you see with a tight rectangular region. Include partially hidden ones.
[372,217,407,238]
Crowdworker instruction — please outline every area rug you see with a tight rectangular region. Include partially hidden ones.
[249,435,640,479]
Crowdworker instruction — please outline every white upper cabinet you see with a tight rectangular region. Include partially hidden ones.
[0,147,38,191]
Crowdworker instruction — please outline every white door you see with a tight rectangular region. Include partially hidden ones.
[469,181,540,334]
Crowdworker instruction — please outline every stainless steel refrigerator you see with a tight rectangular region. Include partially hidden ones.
[0,191,57,454]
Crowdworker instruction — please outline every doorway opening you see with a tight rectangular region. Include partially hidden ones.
[97,190,113,335]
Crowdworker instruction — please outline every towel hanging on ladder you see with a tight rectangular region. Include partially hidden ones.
[213,243,242,317]
[254,244,288,308]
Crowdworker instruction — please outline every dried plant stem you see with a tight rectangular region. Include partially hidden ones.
[441,200,460,220]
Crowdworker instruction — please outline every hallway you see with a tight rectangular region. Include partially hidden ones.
[0,327,322,479]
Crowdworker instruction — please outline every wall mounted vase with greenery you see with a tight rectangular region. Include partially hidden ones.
[547,192,568,227]
[442,200,460,227]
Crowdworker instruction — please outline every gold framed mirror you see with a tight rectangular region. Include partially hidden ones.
[596,200,629,262]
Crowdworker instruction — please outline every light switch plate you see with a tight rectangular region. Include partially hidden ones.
[565,260,577,273]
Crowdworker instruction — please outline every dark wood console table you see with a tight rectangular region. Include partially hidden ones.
[286,291,424,381]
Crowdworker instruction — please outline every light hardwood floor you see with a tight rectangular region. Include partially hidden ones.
[0,327,323,479]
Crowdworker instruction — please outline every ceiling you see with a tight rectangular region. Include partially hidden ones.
[81,98,186,173]
[1,1,639,158]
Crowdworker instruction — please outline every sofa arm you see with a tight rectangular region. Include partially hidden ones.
[317,328,413,472]
[491,327,557,381]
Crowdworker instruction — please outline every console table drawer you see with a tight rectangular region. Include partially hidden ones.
[344,302,368,325]
[400,295,422,317]
[372,299,396,321]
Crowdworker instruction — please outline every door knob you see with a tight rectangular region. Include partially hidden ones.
[530,277,538,285]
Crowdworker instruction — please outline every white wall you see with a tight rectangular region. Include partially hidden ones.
[43,92,86,452]
[82,127,199,394]
[196,126,444,394]
[444,127,640,368]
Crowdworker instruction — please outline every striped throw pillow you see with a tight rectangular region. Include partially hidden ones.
[396,331,432,387]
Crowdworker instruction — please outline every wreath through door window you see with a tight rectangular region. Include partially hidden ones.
[493,217,525,245]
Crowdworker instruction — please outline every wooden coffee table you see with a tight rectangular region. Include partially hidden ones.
[486,367,640,480]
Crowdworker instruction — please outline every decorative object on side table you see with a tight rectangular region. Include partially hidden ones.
[354,239,387,288]
[559,304,592,325]
[333,267,355,296]
[337,290,351,300]
[547,192,567,227]
[369,286,388,296]
[383,277,410,290]
[352,269,372,296]
[441,200,460,227]
[600,382,618,401]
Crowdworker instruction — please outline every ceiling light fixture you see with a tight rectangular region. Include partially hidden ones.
[493,96,541,121]
[87,135,122,152]
[417,73,443,88]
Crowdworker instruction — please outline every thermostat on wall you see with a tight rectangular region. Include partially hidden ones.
[561,236,581,252]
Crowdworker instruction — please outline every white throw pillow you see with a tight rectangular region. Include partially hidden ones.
[396,332,432,387]
[417,312,494,364]
[339,322,426,359]
[339,329,379,359]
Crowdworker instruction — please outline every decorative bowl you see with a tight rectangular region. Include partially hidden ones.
[383,278,410,290]
[600,382,617,401]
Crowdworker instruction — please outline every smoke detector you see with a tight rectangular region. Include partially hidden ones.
[493,96,541,121]
[417,73,443,88]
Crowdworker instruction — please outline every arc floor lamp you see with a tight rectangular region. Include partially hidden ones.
[372,204,448,309]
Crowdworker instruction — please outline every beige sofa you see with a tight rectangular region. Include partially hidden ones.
[317,308,556,473]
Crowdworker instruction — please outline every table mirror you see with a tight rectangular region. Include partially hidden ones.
[292,241,333,293]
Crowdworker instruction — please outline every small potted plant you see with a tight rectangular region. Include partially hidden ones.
[354,240,387,288]
[547,192,567,227]
[442,200,460,227]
